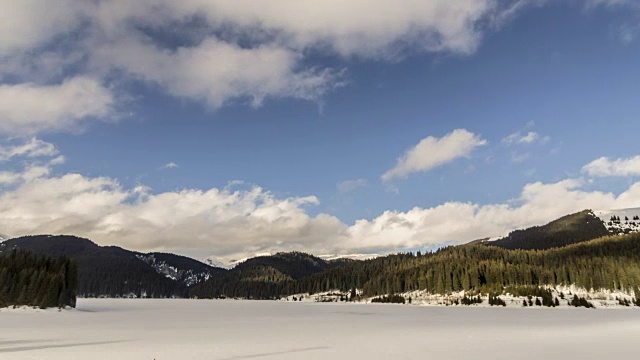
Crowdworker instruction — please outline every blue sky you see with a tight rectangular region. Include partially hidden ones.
[1,1,640,262]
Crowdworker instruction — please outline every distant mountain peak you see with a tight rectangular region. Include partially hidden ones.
[488,209,610,250]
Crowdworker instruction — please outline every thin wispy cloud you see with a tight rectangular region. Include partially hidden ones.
[337,179,368,194]
[0,138,58,160]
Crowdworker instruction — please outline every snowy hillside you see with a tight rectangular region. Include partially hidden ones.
[595,208,640,234]
[135,254,216,287]
[318,253,380,261]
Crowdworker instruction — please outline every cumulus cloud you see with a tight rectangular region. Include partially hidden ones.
[0,0,88,54]
[95,38,340,108]
[582,155,640,177]
[0,167,347,261]
[346,178,640,252]
[92,0,497,57]
[0,0,550,134]
[382,129,487,181]
[0,77,114,135]
[1,149,640,262]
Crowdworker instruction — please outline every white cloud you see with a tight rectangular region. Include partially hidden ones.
[1,151,640,262]
[337,179,368,194]
[0,172,20,185]
[0,77,114,135]
[582,155,640,177]
[94,0,498,57]
[95,38,341,108]
[0,0,546,134]
[502,131,543,144]
[346,178,640,252]
[0,167,348,261]
[0,0,88,55]
[161,162,179,170]
[0,165,51,186]
[382,129,487,181]
[0,138,58,160]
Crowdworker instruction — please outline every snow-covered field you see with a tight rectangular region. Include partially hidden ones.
[1,299,639,359]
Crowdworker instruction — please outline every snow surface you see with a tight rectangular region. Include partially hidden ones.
[1,298,639,359]
[281,286,637,308]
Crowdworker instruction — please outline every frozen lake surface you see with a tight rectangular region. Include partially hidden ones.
[1,298,640,359]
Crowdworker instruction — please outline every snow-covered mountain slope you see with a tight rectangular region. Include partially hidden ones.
[318,253,379,261]
[136,253,226,287]
[595,208,640,235]
[202,258,231,269]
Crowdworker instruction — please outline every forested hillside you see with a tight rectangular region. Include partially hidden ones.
[0,235,224,298]
[3,209,638,302]
[193,233,640,300]
[489,210,609,250]
[0,250,77,308]
[191,252,351,299]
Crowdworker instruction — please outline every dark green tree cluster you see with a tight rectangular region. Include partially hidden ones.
[460,294,483,305]
[507,286,557,306]
[371,294,406,304]
[0,250,77,308]
[570,296,594,308]
[488,294,506,306]
[618,298,631,306]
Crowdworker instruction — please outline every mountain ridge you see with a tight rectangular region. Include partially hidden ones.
[0,235,225,298]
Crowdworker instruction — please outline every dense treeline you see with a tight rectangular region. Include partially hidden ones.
[193,233,640,300]
[292,233,640,297]
[191,252,350,299]
[0,250,77,308]
[79,254,189,298]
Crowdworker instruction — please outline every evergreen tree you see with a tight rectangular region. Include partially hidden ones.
[0,250,76,308]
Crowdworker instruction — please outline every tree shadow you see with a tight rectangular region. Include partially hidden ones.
[218,346,331,359]
[0,339,58,346]
[0,340,128,353]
